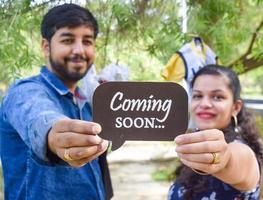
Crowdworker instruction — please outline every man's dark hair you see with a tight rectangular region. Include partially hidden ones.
[41,3,99,41]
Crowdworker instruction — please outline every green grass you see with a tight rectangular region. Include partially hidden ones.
[152,167,175,182]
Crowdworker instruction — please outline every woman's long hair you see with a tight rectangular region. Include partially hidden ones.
[175,65,263,199]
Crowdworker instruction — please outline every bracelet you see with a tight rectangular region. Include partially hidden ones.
[191,168,209,175]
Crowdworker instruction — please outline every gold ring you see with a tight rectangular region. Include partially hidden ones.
[64,148,73,161]
[211,152,220,164]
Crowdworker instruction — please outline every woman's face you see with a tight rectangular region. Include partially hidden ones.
[190,74,241,130]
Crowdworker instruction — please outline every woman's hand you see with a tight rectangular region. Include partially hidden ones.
[175,129,231,175]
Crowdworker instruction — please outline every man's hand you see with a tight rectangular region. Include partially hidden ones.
[48,119,108,167]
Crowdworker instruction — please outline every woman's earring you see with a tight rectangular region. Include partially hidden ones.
[233,115,240,133]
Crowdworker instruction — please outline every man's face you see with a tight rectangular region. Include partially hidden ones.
[42,25,95,83]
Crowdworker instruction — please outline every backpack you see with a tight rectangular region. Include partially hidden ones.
[162,37,219,93]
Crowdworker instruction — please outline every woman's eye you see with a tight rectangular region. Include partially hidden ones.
[192,94,202,100]
[213,95,224,101]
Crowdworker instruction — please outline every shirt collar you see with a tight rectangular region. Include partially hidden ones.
[40,66,70,96]
[40,66,89,108]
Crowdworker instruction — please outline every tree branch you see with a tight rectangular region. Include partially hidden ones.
[229,18,263,70]
[246,19,263,55]
[1,0,56,19]
[102,11,113,67]
[241,59,263,74]
[135,0,150,16]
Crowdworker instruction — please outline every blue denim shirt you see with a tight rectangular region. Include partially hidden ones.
[0,66,105,200]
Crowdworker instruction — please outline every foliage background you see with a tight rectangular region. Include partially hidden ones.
[0,0,263,91]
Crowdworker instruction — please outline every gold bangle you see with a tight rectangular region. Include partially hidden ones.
[191,168,209,175]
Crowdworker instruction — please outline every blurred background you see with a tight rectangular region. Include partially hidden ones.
[0,0,263,199]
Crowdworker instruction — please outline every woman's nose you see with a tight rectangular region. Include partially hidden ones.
[199,97,212,108]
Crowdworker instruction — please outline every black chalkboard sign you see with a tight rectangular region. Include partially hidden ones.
[93,82,188,150]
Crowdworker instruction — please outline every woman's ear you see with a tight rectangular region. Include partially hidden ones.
[232,99,243,116]
[41,38,50,58]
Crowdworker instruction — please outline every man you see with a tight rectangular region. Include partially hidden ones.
[0,4,113,200]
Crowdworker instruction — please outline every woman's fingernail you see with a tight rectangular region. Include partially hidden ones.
[174,136,182,144]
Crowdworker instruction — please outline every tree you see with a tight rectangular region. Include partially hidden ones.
[0,0,262,86]
[186,0,263,74]
[0,0,45,84]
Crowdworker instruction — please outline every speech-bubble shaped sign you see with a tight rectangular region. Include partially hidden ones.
[93,82,188,150]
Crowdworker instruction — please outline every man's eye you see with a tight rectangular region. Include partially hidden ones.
[61,39,73,44]
[83,40,93,45]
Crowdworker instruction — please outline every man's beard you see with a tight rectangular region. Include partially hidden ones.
[49,55,91,83]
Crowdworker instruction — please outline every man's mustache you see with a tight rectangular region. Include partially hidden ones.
[65,55,88,62]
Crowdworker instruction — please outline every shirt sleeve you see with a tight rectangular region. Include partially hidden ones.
[161,54,186,83]
[2,81,68,162]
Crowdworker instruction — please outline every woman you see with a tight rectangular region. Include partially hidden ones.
[168,65,263,200]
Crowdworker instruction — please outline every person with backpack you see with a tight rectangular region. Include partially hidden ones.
[162,37,219,96]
